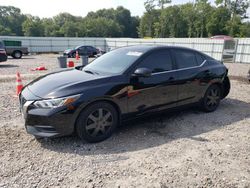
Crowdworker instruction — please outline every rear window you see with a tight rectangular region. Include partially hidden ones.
[196,53,205,65]
[173,49,198,69]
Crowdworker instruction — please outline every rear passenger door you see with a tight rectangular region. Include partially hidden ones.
[171,49,206,106]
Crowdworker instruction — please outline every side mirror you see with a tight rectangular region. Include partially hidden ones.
[133,68,152,77]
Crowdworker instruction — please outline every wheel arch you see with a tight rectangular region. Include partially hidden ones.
[12,50,22,57]
[221,76,230,99]
[73,98,122,132]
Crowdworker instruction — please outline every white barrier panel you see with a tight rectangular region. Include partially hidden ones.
[0,36,249,63]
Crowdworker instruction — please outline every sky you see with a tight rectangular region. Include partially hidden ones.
[0,0,210,18]
[0,0,249,18]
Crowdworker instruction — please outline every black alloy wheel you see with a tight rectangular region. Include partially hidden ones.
[76,102,118,143]
[202,84,221,112]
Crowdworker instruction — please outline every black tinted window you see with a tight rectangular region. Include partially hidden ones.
[173,50,198,69]
[196,53,205,65]
[138,50,173,73]
[87,46,94,51]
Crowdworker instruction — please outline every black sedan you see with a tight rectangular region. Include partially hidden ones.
[19,45,230,142]
[63,45,104,58]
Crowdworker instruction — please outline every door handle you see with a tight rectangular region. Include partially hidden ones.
[205,70,211,74]
[168,77,174,81]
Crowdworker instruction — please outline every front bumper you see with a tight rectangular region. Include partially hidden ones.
[19,90,77,138]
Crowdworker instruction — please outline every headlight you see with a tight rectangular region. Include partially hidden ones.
[33,94,81,108]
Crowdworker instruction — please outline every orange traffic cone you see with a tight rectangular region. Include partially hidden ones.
[16,72,23,96]
[76,51,80,60]
[68,61,75,67]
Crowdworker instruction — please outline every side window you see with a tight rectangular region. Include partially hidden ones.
[79,46,87,54]
[138,50,173,73]
[173,50,198,69]
[87,46,92,50]
[196,53,205,65]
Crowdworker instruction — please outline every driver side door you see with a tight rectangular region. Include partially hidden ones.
[128,49,178,115]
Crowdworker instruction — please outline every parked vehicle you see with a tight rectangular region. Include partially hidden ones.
[63,45,105,58]
[0,41,7,62]
[19,45,230,142]
[3,40,29,59]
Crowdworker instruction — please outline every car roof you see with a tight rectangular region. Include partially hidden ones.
[120,45,201,53]
[120,45,213,60]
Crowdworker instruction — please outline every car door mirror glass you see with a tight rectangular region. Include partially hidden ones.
[133,68,152,77]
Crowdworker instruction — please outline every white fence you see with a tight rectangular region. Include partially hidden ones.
[236,39,250,64]
[1,36,249,63]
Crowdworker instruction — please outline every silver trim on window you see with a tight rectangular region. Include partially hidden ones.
[151,60,207,76]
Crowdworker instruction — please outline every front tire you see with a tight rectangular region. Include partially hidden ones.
[201,84,221,112]
[76,102,118,143]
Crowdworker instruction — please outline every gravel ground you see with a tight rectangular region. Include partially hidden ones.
[0,55,95,80]
[0,55,249,187]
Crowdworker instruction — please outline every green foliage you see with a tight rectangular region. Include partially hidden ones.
[22,15,44,36]
[0,5,139,38]
[138,10,160,37]
[239,22,250,37]
[139,0,249,38]
[206,7,231,36]
[0,2,249,38]
[0,6,26,36]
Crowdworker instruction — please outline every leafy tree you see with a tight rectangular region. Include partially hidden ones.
[225,15,242,36]
[158,0,172,9]
[0,6,26,36]
[22,15,44,36]
[42,18,60,37]
[239,22,250,37]
[144,0,171,10]
[215,0,231,7]
[86,7,139,37]
[156,6,186,37]
[138,10,160,37]
[206,7,231,36]
[180,3,197,37]
[194,0,212,37]
[84,17,122,37]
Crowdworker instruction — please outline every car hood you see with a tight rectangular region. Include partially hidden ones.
[27,69,111,98]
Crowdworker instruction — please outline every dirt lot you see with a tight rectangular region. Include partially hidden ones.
[0,55,249,188]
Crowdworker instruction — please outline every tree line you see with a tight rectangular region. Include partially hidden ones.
[139,0,250,38]
[0,0,249,38]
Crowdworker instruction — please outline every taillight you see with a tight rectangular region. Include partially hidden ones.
[0,50,6,55]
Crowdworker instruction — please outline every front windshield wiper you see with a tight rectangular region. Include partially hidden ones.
[84,70,95,75]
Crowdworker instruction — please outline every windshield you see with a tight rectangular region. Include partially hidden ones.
[83,47,144,74]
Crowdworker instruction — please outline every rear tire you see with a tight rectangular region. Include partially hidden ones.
[12,50,22,59]
[201,84,221,112]
[76,102,118,143]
